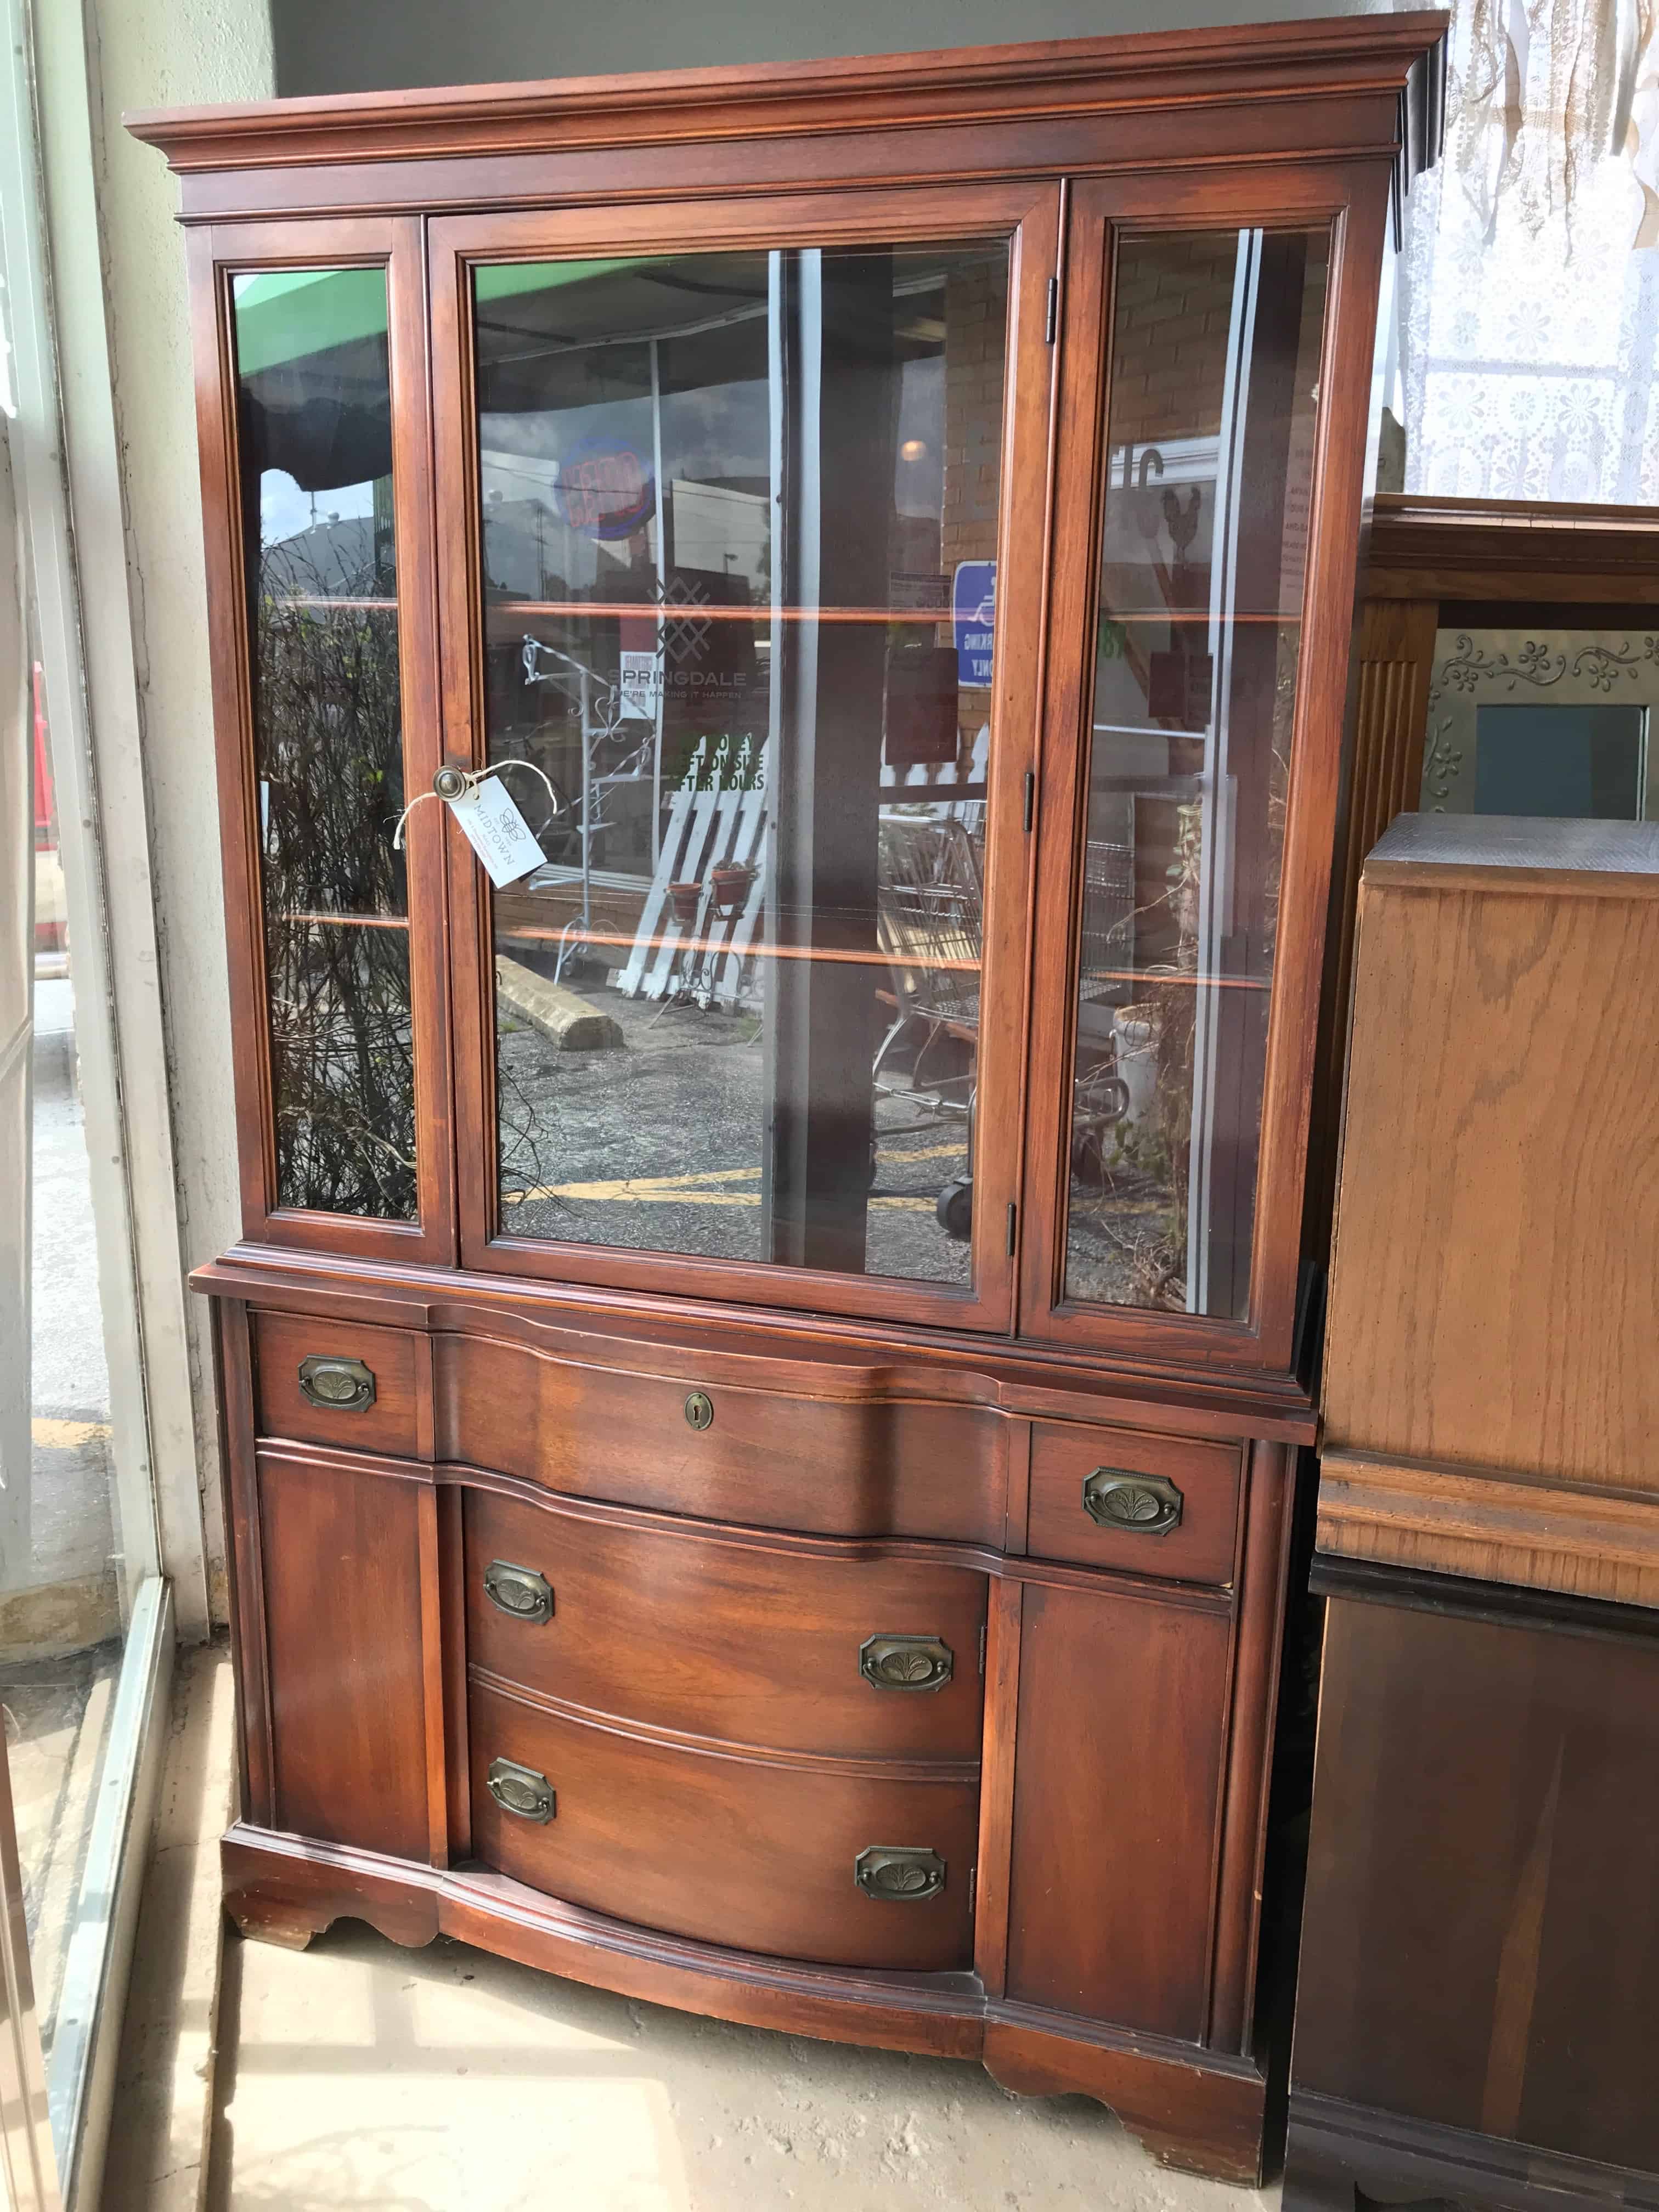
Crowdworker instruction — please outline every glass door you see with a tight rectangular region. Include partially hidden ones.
[206,218,452,1265]
[433,187,1059,1329]
[1022,173,1382,1370]
[0,408,62,2212]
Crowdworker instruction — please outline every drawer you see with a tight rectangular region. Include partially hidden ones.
[469,1679,977,1971]
[437,1333,1003,1544]
[251,1310,425,1460]
[1024,1422,1242,1585]
[465,1488,985,1761]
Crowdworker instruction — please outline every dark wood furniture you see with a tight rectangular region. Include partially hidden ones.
[1289,813,1659,2209]
[131,18,1443,2181]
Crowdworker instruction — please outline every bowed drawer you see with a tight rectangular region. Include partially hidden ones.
[462,1485,986,1762]
[468,1678,979,1972]
[436,1332,1004,1544]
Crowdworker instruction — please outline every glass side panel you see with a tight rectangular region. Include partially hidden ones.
[476,243,1009,1284]
[232,267,415,1220]
[1064,229,1329,1321]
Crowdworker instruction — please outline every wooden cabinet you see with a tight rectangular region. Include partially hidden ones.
[1288,814,1659,2209]
[135,14,1443,2182]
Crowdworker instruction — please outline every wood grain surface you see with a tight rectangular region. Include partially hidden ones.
[1294,1589,1659,2176]
[438,1329,1007,1543]
[1005,1581,1232,2041]
[251,1308,426,1460]
[1025,1421,1242,1585]
[1318,1449,1659,1607]
[468,1677,979,1972]
[256,1447,433,1860]
[1325,817,1659,1600]
[462,1484,988,1760]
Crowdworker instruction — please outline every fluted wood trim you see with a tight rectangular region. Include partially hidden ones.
[1333,600,1436,1055]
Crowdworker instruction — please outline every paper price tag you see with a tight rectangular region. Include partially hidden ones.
[448,775,545,888]
[618,649,661,722]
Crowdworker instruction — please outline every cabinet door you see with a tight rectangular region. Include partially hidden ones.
[1021,170,1387,1373]
[190,216,452,1262]
[251,1447,439,1863]
[1005,1579,1232,2042]
[431,185,1058,1331]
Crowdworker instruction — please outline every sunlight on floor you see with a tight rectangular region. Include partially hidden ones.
[208,1922,1275,2212]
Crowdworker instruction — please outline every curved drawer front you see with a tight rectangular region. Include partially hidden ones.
[464,1487,986,1761]
[1025,1421,1243,1586]
[437,1333,1003,1544]
[469,1680,978,1972]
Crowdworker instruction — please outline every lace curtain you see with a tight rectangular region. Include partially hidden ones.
[1395,0,1659,502]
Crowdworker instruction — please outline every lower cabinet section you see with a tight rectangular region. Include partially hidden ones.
[1287,1568,1659,2210]
[219,1302,1289,2183]
[468,1678,979,1971]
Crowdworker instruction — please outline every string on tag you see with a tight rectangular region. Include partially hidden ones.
[392,759,562,850]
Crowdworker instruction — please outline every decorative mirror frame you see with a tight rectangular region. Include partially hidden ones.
[1421,628,1659,816]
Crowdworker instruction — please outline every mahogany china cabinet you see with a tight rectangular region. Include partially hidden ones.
[132,15,1443,2181]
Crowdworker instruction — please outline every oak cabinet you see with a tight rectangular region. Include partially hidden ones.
[134,13,1443,2181]
[1290,815,1659,2209]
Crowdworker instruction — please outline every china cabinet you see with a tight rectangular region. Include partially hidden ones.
[131,15,1443,2181]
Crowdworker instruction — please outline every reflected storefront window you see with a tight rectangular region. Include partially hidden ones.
[475,244,1009,1285]
[1063,230,1329,1322]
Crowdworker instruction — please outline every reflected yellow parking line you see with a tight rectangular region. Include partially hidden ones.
[505,1141,964,1212]
[31,1417,111,1448]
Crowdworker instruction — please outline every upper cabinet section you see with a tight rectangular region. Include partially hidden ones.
[139,18,1445,1380]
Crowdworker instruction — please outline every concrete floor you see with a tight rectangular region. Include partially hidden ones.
[0,1635,120,2055]
[106,1654,1284,2212]
[209,1925,1277,2212]
[499,979,974,1284]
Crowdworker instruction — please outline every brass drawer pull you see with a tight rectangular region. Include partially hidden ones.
[1082,1468,1183,1535]
[297,1355,376,1412]
[855,1846,946,1902]
[486,1757,556,1824]
[859,1634,953,1692]
[483,1559,555,1624]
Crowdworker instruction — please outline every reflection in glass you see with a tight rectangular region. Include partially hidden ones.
[1472,702,1647,820]
[232,268,415,1219]
[476,244,1008,1284]
[1064,230,1329,1319]
[8,738,127,2091]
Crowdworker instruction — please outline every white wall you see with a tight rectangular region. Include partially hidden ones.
[272,0,1381,95]
[69,0,276,1626]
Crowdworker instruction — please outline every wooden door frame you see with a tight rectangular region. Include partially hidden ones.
[430,180,1061,1336]
[1018,159,1392,1380]
[188,215,456,1267]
